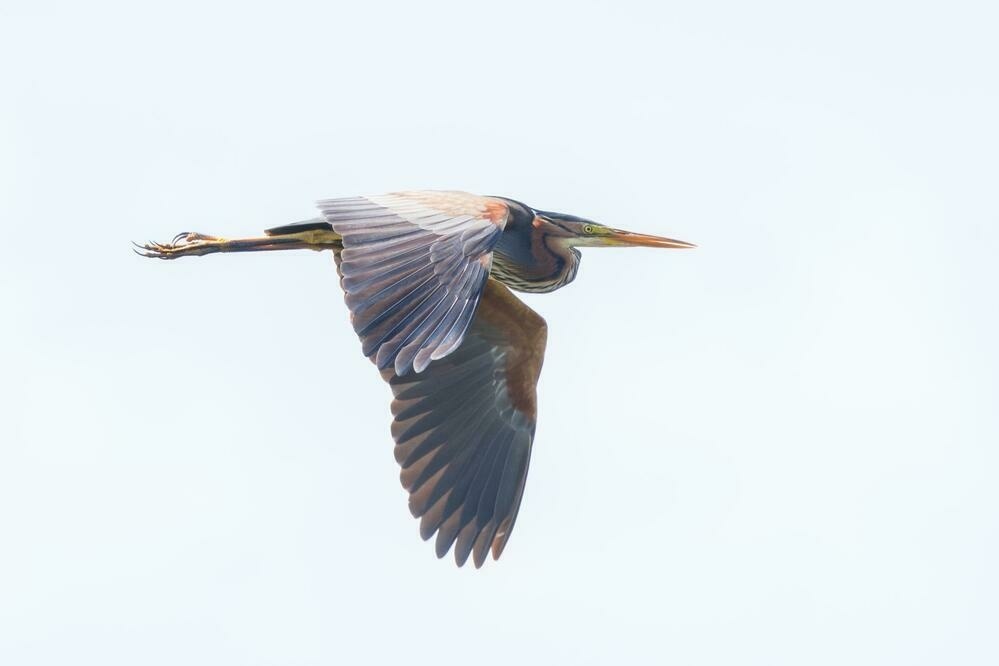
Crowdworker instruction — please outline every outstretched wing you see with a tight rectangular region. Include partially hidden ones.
[382,280,548,567]
[320,191,510,375]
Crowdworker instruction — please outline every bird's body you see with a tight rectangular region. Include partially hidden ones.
[138,190,693,566]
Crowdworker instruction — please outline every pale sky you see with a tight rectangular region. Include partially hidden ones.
[2,1,997,664]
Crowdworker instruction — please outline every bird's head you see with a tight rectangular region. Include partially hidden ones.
[532,209,695,249]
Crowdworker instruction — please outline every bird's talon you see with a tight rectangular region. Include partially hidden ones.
[134,231,223,259]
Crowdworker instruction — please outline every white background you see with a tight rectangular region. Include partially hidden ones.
[2,1,997,664]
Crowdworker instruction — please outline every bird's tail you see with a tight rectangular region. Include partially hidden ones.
[264,217,335,237]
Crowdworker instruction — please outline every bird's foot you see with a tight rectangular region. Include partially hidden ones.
[133,232,225,259]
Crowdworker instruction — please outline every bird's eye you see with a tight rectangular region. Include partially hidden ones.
[583,224,595,234]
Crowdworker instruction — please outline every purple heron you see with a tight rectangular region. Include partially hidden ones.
[137,191,694,567]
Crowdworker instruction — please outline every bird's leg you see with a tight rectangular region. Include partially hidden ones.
[134,229,342,260]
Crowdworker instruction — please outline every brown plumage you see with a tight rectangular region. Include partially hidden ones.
[136,190,693,566]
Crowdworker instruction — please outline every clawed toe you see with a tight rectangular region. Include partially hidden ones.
[133,232,220,259]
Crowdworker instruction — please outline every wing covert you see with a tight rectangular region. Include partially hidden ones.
[320,191,509,375]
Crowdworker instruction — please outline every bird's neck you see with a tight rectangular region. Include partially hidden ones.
[534,229,581,290]
[492,213,580,293]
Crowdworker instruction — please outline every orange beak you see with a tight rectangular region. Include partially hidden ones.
[601,228,696,249]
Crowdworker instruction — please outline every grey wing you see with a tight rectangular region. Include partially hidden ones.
[320,191,510,375]
[382,280,548,567]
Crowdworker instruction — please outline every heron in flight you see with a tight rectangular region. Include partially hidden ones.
[137,191,694,567]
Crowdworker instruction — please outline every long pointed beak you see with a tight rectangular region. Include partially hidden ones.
[602,228,696,249]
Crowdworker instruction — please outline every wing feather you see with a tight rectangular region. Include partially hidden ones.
[322,191,508,374]
[381,280,548,567]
